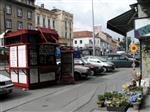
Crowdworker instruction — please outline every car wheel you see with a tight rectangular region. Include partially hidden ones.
[84,74,88,79]
[74,72,81,80]
[102,67,107,72]
[135,62,139,67]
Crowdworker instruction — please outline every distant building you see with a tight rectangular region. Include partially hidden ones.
[97,32,113,55]
[73,31,115,55]
[111,39,120,53]
[0,0,35,33]
[73,31,101,56]
[35,5,73,46]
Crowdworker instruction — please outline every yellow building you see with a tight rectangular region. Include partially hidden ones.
[35,5,73,46]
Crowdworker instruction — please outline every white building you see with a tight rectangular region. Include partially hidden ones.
[73,31,101,55]
[73,31,101,48]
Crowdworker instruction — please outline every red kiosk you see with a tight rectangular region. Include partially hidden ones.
[4,28,59,89]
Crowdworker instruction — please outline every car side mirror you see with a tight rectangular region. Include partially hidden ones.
[97,61,100,63]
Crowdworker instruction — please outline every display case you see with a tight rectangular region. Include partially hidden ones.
[60,47,74,83]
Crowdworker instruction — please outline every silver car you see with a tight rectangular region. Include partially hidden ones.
[74,64,93,80]
[0,74,14,95]
[82,56,115,72]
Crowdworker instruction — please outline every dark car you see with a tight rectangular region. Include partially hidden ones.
[74,58,103,75]
[105,54,140,67]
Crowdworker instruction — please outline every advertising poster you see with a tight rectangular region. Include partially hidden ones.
[10,46,17,67]
[18,45,27,67]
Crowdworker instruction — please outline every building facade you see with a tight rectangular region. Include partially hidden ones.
[73,31,116,55]
[35,5,73,46]
[73,31,101,48]
[0,0,35,33]
[97,32,113,55]
[73,31,101,56]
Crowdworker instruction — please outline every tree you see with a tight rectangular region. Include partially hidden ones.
[119,37,131,51]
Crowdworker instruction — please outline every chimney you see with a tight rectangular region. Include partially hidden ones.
[41,4,44,8]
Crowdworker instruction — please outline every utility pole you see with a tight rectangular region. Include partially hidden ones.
[3,8,6,32]
[92,0,95,56]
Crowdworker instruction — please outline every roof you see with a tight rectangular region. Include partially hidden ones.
[37,27,59,42]
[73,31,93,38]
[107,9,137,36]
[4,28,59,43]
[5,29,37,38]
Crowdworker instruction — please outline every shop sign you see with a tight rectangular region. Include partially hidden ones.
[135,24,150,38]
[135,18,150,38]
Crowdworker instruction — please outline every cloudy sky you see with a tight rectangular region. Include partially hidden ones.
[35,0,137,40]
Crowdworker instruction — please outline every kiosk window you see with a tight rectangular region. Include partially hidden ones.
[39,45,55,65]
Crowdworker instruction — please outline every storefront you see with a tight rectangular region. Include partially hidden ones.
[135,18,150,79]
[107,0,150,84]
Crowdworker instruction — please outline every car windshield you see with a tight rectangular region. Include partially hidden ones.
[82,58,90,64]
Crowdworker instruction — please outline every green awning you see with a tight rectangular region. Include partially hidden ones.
[107,9,137,36]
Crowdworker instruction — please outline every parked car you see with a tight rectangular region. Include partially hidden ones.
[56,60,93,81]
[105,54,140,67]
[127,53,141,61]
[74,58,103,75]
[74,65,92,80]
[82,56,115,72]
[0,74,14,95]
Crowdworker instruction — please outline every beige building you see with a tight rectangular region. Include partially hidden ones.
[35,5,73,46]
[0,0,35,33]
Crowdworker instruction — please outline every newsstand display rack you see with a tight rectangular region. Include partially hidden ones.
[4,28,59,89]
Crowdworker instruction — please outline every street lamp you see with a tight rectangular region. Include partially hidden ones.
[92,0,95,56]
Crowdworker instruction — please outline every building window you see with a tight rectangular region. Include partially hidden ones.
[27,11,32,19]
[80,40,82,44]
[26,0,30,4]
[65,21,67,30]
[48,19,50,28]
[17,21,23,30]
[75,40,77,44]
[27,23,32,30]
[5,5,11,14]
[37,16,40,25]
[5,19,12,29]
[53,20,55,29]
[69,21,72,31]
[43,17,45,27]
[17,8,23,17]
[65,32,67,38]
[70,33,71,39]
[29,1,33,5]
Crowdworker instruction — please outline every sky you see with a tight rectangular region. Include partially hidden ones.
[35,0,138,41]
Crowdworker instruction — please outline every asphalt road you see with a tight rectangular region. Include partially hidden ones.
[0,68,134,112]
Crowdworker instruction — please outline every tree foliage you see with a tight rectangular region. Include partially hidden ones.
[119,37,131,51]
